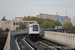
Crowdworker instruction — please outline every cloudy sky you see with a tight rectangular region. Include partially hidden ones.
[0,0,75,22]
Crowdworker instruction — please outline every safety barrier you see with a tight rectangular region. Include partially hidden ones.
[3,29,28,50]
[44,31,75,48]
[10,29,28,35]
[3,31,10,50]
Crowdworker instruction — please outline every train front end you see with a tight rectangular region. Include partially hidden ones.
[29,24,40,41]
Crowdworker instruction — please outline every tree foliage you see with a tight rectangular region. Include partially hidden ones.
[19,22,27,29]
[62,21,73,28]
[23,16,62,29]
[40,21,55,29]
[5,28,9,31]
[72,27,75,34]
[1,16,7,21]
[54,20,62,26]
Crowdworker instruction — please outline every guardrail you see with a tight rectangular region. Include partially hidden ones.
[40,28,72,37]
[10,29,28,35]
[3,31,10,50]
[41,28,72,33]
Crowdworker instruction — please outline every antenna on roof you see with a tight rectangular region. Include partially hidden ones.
[66,10,67,16]
[56,12,58,15]
[19,13,20,17]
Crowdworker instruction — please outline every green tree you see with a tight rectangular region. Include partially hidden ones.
[23,16,32,21]
[40,21,55,29]
[54,20,61,26]
[73,27,75,33]
[37,17,44,24]
[1,16,7,21]
[62,21,73,28]
[19,23,27,29]
[5,28,9,31]
[23,16,62,29]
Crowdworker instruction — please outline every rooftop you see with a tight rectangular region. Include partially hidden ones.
[39,13,70,18]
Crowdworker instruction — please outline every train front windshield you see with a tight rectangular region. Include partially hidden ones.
[33,25,38,31]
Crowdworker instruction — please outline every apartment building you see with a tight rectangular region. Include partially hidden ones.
[0,17,38,31]
[37,13,71,24]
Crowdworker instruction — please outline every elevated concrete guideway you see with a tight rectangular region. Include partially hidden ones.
[43,31,75,49]
[3,28,74,50]
[3,29,28,50]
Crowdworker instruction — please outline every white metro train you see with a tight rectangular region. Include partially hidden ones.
[28,24,40,40]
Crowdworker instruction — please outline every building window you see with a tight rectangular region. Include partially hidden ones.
[13,22,15,26]
[61,17,64,24]
[16,22,18,25]
[57,17,59,21]
[29,22,34,24]
[24,22,28,26]
[8,22,10,25]
[13,27,16,30]
[5,22,7,25]
[16,27,18,30]
[61,17,64,22]
[19,22,23,25]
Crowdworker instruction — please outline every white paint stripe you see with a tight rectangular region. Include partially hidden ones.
[15,38,21,50]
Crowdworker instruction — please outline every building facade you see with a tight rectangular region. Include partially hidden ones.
[37,13,71,24]
[0,17,38,31]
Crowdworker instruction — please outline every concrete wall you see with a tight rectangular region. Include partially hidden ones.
[10,29,28,35]
[3,31,10,50]
[0,21,2,28]
[3,29,28,50]
[44,31,75,48]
